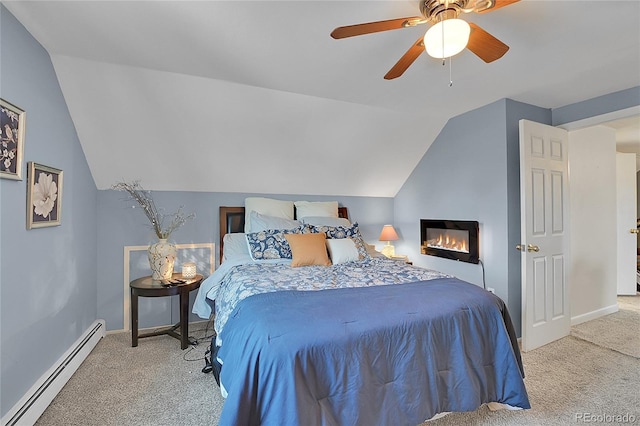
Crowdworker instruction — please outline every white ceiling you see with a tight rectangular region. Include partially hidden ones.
[4,0,640,196]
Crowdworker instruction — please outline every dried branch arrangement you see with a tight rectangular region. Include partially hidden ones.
[113,180,195,239]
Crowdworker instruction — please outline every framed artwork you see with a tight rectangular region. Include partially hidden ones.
[0,98,26,180]
[26,162,63,229]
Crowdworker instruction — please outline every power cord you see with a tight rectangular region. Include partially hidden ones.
[202,347,213,374]
[186,315,218,378]
[181,315,216,364]
[197,316,216,375]
[478,259,486,290]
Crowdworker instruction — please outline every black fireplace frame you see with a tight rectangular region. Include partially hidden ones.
[420,219,480,264]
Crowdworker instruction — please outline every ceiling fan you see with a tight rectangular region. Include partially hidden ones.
[331,0,519,80]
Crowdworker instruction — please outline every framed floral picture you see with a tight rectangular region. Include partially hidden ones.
[0,98,26,180]
[26,162,63,229]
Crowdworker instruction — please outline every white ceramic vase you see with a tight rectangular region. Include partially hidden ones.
[148,238,177,280]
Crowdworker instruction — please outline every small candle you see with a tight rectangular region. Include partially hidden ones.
[181,262,196,279]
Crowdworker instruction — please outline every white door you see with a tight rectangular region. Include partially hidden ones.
[616,152,638,295]
[519,119,570,352]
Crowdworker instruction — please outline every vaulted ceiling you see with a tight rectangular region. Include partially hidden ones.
[4,1,640,196]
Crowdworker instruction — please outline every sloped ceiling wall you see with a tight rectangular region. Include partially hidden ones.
[52,54,434,196]
[4,1,640,196]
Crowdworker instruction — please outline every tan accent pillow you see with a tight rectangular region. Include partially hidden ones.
[285,233,331,267]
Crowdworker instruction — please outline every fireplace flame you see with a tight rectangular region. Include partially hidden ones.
[427,232,469,253]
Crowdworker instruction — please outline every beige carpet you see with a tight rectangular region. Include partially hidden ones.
[36,322,223,426]
[570,295,640,358]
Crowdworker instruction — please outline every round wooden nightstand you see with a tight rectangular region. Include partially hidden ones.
[130,273,203,349]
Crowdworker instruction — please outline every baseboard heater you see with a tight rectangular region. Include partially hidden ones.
[2,319,106,426]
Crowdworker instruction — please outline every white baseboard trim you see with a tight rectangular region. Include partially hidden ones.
[571,304,619,326]
[1,319,106,426]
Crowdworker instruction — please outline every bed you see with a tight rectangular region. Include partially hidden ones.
[193,202,530,425]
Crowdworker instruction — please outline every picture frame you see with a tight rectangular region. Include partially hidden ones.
[0,98,26,180]
[26,162,63,229]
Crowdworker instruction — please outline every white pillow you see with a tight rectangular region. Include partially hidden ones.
[245,197,294,233]
[250,211,301,232]
[302,216,351,228]
[222,233,251,262]
[326,238,360,265]
[294,201,339,219]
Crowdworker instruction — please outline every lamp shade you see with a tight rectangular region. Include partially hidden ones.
[424,18,471,59]
[379,225,399,242]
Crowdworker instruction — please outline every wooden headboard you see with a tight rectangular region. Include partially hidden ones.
[219,206,349,263]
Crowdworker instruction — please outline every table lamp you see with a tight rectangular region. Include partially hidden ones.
[379,225,399,257]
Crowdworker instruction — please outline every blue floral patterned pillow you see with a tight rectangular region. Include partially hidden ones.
[308,222,370,260]
[245,226,307,260]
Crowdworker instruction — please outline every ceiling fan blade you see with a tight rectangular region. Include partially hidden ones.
[477,0,520,14]
[384,37,425,80]
[466,23,509,63]
[331,16,425,39]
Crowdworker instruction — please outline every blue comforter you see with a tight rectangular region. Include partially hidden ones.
[217,278,530,425]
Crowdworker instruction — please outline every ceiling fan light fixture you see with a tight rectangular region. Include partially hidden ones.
[424,18,471,59]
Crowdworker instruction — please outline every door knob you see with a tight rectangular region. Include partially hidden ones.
[527,244,540,252]
[516,244,525,251]
[630,229,639,234]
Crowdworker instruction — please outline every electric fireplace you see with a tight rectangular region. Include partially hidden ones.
[420,219,479,264]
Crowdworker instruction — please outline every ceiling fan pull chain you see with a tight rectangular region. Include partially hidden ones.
[441,12,445,64]
[449,56,453,87]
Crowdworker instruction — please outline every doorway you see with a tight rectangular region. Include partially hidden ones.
[560,107,640,321]
[520,111,639,351]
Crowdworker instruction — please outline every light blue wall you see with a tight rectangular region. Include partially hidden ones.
[0,5,98,417]
[393,98,551,336]
[97,190,393,330]
[552,86,640,126]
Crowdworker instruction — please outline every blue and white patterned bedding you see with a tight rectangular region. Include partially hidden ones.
[213,257,451,341]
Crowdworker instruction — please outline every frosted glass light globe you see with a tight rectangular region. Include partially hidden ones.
[424,19,471,59]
